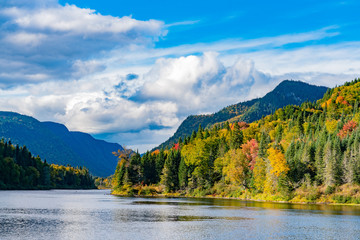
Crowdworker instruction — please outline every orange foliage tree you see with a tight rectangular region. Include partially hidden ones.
[338,120,357,139]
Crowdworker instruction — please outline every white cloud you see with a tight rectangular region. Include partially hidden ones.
[139,53,274,116]
[0,1,165,84]
[4,32,46,47]
[165,20,201,27]
[72,59,106,78]
[2,4,163,38]
[239,42,360,76]
[141,52,223,102]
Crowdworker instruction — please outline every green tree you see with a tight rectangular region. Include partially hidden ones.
[161,150,181,192]
[230,123,243,149]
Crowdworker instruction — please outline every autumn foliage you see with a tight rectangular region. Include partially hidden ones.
[112,79,360,203]
[338,120,357,139]
[267,147,289,177]
[241,139,258,170]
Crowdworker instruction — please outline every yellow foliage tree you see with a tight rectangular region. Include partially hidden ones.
[181,138,206,166]
[325,119,338,134]
[242,123,259,141]
[222,149,248,186]
[253,157,267,192]
[267,147,289,177]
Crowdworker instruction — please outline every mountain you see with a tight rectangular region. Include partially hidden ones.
[0,111,122,177]
[157,80,328,149]
[113,78,360,204]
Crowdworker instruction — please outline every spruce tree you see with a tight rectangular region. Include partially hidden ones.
[178,157,188,189]
[230,123,243,149]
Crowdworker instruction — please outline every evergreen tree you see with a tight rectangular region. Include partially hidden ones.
[155,149,166,182]
[178,157,188,189]
[190,130,197,141]
[323,139,336,186]
[230,123,243,149]
[161,150,181,192]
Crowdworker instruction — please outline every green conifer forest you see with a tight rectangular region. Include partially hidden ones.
[0,140,95,190]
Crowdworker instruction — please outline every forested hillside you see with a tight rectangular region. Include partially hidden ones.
[0,140,95,189]
[0,112,122,177]
[112,78,360,204]
[157,80,328,150]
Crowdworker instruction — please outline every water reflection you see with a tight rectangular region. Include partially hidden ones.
[1,190,360,240]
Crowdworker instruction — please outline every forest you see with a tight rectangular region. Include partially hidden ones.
[0,140,95,189]
[112,78,360,204]
[157,80,327,150]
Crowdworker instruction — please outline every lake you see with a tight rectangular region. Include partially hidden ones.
[1,190,360,239]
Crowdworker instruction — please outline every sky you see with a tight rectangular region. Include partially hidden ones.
[1,0,360,152]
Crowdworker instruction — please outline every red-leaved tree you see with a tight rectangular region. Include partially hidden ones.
[338,120,358,139]
[241,139,259,170]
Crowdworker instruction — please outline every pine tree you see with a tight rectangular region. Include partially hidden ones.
[190,130,197,141]
[323,139,336,186]
[178,157,188,189]
[342,148,355,184]
[258,133,270,158]
[129,151,142,184]
[197,124,204,139]
[155,149,166,182]
[230,122,243,149]
[274,124,283,145]
[161,150,181,192]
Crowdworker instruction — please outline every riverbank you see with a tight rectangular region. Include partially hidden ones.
[111,183,360,206]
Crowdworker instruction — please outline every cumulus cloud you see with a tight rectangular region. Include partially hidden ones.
[0,77,180,135]
[141,52,223,101]
[139,53,273,116]
[0,1,165,85]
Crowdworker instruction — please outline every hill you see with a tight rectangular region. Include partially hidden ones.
[112,78,360,204]
[0,111,122,177]
[157,80,328,149]
[0,139,95,190]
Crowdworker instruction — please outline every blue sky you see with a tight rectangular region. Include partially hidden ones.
[1,0,360,152]
[60,0,360,47]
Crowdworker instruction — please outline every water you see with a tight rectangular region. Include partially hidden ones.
[1,190,360,240]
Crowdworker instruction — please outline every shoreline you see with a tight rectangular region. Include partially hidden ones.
[111,191,360,207]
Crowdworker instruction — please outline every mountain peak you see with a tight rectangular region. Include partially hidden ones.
[156,80,328,150]
[274,80,323,91]
[262,80,328,107]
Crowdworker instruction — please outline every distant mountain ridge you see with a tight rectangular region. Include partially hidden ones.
[157,80,328,149]
[0,111,122,177]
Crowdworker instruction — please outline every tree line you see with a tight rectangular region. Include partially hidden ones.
[0,140,95,189]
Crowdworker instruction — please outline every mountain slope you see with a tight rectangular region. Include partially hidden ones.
[157,80,328,149]
[115,78,360,204]
[0,112,122,177]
